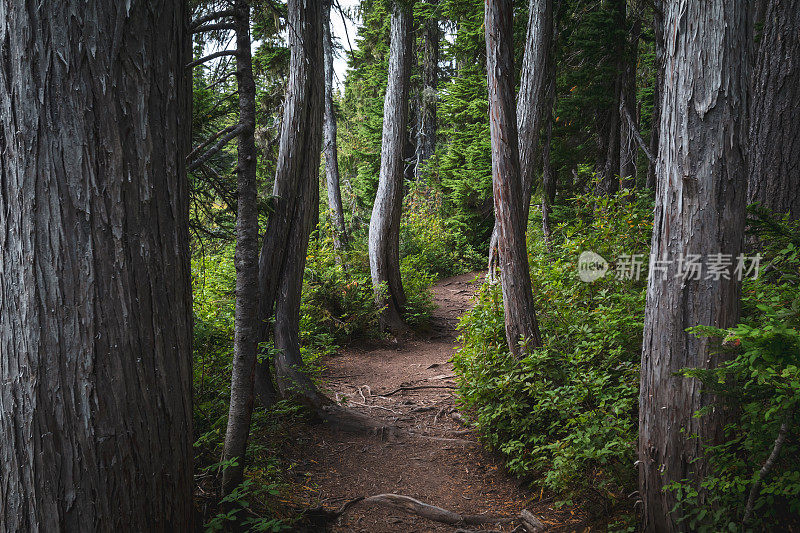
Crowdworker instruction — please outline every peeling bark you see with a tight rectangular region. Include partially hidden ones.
[748,0,800,221]
[485,0,543,358]
[0,1,193,529]
[639,1,749,530]
[369,2,413,334]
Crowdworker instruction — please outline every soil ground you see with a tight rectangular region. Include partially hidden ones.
[285,272,588,532]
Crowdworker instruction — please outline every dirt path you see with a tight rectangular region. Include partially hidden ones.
[286,272,572,532]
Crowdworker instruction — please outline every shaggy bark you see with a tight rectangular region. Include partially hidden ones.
[639,1,750,530]
[323,0,349,253]
[0,1,193,529]
[748,0,800,221]
[369,2,413,334]
[254,0,327,408]
[416,0,440,178]
[488,0,553,277]
[485,0,544,358]
[222,1,260,496]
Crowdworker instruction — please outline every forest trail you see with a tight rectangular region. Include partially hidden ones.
[286,273,578,532]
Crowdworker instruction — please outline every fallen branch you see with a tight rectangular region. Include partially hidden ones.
[336,493,509,526]
[743,407,794,524]
[383,384,457,396]
[519,509,546,532]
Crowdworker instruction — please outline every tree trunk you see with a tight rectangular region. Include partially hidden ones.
[541,76,557,244]
[416,0,440,179]
[596,0,625,195]
[748,0,800,221]
[646,0,664,190]
[0,1,193,529]
[619,2,641,190]
[369,1,412,334]
[639,2,749,531]
[488,0,553,276]
[222,1,260,497]
[323,0,349,252]
[485,0,544,358]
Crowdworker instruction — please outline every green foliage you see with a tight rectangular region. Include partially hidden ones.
[666,210,800,532]
[453,190,653,515]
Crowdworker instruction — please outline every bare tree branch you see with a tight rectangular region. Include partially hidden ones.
[187,50,238,69]
[620,97,655,164]
[193,22,237,34]
[190,10,236,30]
[188,124,244,172]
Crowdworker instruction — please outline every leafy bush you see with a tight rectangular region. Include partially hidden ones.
[666,209,800,532]
[454,189,653,514]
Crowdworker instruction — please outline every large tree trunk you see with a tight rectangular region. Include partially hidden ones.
[646,0,664,190]
[488,0,553,277]
[748,0,800,220]
[369,2,412,334]
[416,0,440,179]
[0,1,193,530]
[254,0,326,407]
[323,0,349,253]
[222,1,260,496]
[485,0,544,358]
[639,1,749,530]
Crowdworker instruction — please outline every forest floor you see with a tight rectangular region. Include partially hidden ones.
[282,272,589,532]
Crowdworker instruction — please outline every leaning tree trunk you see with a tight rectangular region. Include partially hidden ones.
[485,0,544,358]
[369,2,413,334]
[323,0,349,253]
[748,0,800,221]
[254,0,327,408]
[488,0,553,278]
[222,1,260,497]
[0,1,193,530]
[646,0,664,190]
[639,1,749,531]
[416,0,440,179]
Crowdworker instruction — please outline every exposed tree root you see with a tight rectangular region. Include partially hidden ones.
[335,493,511,527]
[383,384,457,396]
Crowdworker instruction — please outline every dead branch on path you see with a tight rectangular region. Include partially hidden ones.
[383,384,457,396]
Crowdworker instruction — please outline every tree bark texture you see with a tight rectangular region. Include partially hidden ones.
[369,2,412,334]
[255,0,326,408]
[323,0,349,252]
[748,0,800,221]
[416,0,440,179]
[0,1,193,530]
[646,0,665,190]
[639,1,749,531]
[488,0,553,277]
[222,1,260,496]
[485,0,543,358]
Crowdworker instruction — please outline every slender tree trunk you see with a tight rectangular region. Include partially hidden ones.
[222,1,260,497]
[323,0,349,252]
[596,0,625,195]
[541,76,556,243]
[619,2,641,189]
[254,0,325,407]
[485,0,544,358]
[748,0,800,220]
[488,0,553,276]
[639,2,749,530]
[416,0,440,179]
[646,0,664,190]
[369,1,413,334]
[0,1,193,529]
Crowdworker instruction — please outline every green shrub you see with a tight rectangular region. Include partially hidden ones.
[666,209,800,532]
[453,189,653,514]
